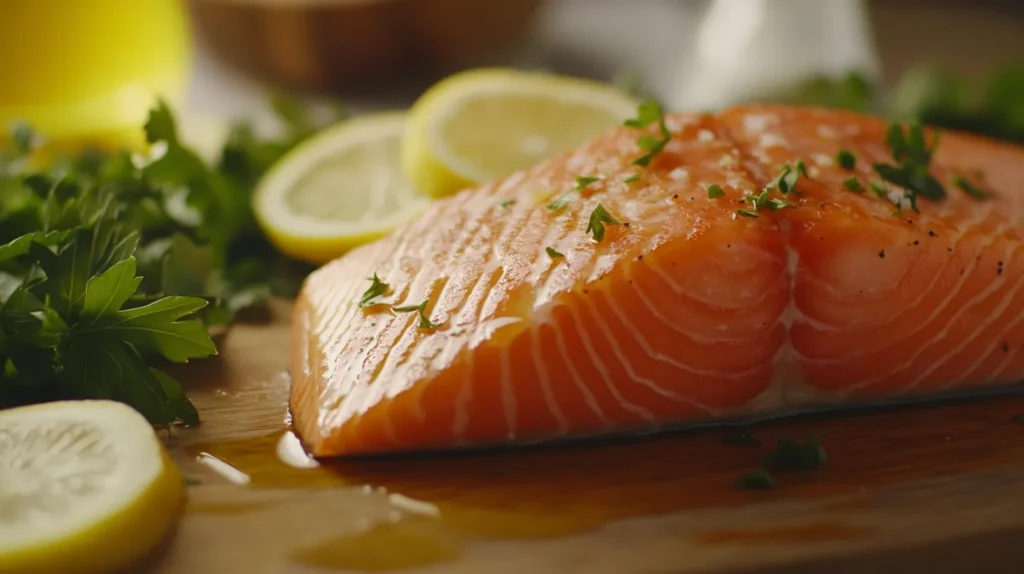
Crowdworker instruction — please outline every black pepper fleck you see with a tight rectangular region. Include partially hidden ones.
[948,247,954,253]
[672,194,679,199]
[623,222,631,227]
[929,230,938,238]
[818,202,826,209]
[913,240,920,246]
[1003,342,1011,352]
[878,250,886,259]
[637,255,644,261]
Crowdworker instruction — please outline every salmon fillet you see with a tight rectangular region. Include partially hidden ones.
[290,105,1024,458]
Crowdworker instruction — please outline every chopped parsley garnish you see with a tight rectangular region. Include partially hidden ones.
[586,204,622,242]
[623,174,641,184]
[842,176,865,192]
[359,273,390,308]
[952,175,993,200]
[546,192,577,211]
[737,467,775,490]
[743,189,794,214]
[575,175,600,190]
[835,148,857,169]
[625,101,672,167]
[768,163,801,194]
[764,436,828,471]
[722,429,762,447]
[624,100,663,129]
[545,246,565,259]
[767,198,794,210]
[392,300,442,330]
[499,199,517,208]
[796,160,809,177]
[870,181,890,199]
[872,121,945,211]
[707,184,725,199]
[736,209,759,218]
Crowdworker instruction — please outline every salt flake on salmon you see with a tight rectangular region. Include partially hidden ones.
[290,105,1024,457]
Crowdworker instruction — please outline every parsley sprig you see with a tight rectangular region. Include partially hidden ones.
[586,204,622,242]
[0,96,335,423]
[872,122,945,211]
[359,274,390,308]
[625,101,672,167]
[735,163,802,217]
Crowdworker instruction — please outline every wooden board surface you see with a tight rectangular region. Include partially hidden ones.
[149,302,1024,574]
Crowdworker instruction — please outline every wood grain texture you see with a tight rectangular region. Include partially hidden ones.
[149,301,1024,573]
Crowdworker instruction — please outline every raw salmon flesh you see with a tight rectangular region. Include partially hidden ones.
[290,105,1024,457]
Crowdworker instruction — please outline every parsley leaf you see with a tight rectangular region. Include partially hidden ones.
[835,148,857,169]
[359,273,390,308]
[575,176,599,190]
[952,175,993,200]
[623,175,641,184]
[768,164,801,194]
[547,192,577,211]
[625,101,672,166]
[499,199,516,208]
[392,300,442,330]
[624,101,663,129]
[585,204,622,242]
[842,176,865,192]
[870,181,891,200]
[545,247,565,259]
[707,184,725,199]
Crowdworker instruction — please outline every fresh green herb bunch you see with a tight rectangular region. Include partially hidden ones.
[0,96,335,424]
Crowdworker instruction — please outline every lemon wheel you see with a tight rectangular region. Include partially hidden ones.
[0,401,184,574]
[401,68,639,198]
[253,112,432,265]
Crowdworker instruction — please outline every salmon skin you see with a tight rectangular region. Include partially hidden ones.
[291,105,1024,458]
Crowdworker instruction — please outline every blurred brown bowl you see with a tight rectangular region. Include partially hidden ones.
[187,0,543,92]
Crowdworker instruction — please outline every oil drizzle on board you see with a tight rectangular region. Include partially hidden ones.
[289,516,462,572]
[183,394,1024,570]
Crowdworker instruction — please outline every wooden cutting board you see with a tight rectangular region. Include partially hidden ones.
[148,301,1024,574]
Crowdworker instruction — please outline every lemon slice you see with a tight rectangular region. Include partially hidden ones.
[0,401,184,574]
[401,68,639,198]
[254,112,432,265]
